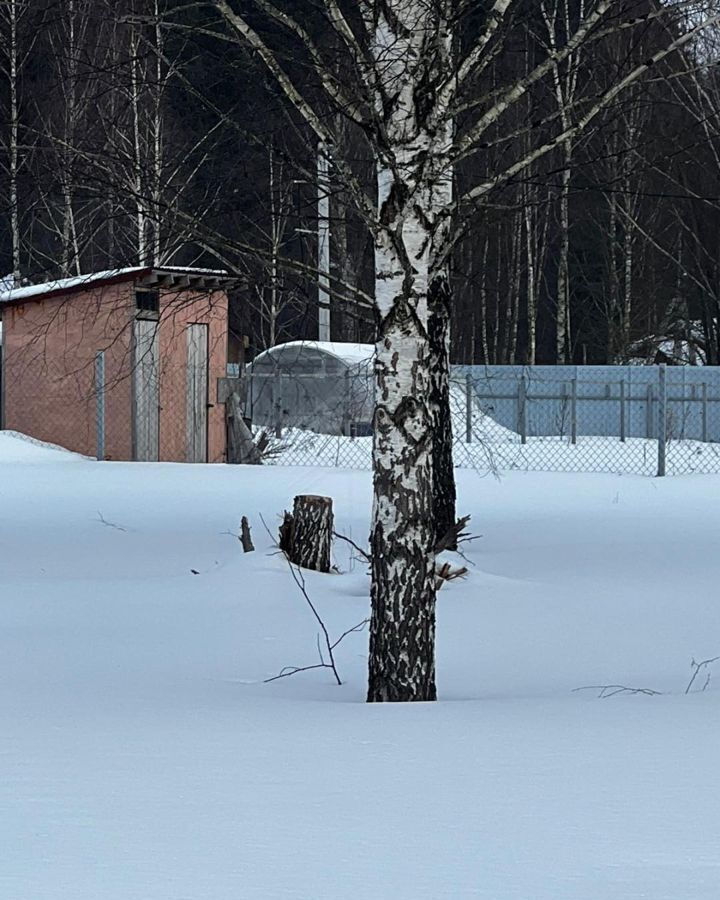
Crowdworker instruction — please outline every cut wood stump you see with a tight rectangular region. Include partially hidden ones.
[278,495,334,573]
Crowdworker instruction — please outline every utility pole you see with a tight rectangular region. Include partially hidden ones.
[317,140,331,342]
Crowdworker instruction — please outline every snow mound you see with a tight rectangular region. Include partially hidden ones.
[257,382,520,468]
[0,430,86,463]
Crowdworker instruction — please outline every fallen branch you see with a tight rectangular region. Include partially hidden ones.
[333,531,371,563]
[685,655,720,694]
[264,556,368,686]
[573,684,662,699]
[96,511,128,532]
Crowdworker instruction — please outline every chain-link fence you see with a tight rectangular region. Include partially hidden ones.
[244,364,720,476]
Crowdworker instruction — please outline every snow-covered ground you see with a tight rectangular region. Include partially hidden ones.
[2,431,720,899]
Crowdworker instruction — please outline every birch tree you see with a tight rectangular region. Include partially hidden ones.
[0,0,32,280]
[541,0,585,364]
[136,1,720,699]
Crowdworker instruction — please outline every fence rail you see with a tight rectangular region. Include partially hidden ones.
[242,363,720,477]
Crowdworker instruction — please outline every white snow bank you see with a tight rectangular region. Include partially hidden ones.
[0,429,86,463]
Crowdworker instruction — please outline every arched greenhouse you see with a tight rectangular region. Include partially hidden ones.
[246,341,375,436]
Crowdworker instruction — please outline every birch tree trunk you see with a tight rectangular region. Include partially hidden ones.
[621,201,634,359]
[369,199,437,701]
[130,26,148,265]
[367,2,454,702]
[556,149,572,364]
[523,190,539,365]
[59,0,82,277]
[6,0,22,280]
[151,0,163,266]
[607,186,620,362]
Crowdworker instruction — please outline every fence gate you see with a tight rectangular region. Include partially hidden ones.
[132,318,160,461]
[186,323,209,463]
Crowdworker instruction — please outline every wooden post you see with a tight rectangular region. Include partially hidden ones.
[226,392,263,464]
[279,495,333,573]
[95,351,105,461]
[274,371,283,438]
[240,516,255,552]
[465,372,473,443]
[657,364,667,477]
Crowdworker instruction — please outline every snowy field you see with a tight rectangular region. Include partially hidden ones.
[2,430,720,899]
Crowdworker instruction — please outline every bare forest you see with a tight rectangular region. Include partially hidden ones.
[2,2,720,366]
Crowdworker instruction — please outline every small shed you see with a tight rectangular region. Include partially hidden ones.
[247,341,375,435]
[0,266,235,461]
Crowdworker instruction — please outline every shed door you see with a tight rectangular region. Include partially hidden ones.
[186,323,209,463]
[132,318,160,461]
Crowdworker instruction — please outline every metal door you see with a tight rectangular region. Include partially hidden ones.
[186,323,209,462]
[132,318,160,461]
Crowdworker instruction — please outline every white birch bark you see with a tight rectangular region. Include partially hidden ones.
[130,26,148,265]
[367,1,455,701]
[152,0,163,266]
[2,0,23,280]
[59,0,82,276]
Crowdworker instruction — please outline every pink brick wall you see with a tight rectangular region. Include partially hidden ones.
[2,284,133,459]
[2,282,229,463]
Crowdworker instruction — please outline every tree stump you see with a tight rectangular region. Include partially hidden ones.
[278,495,333,573]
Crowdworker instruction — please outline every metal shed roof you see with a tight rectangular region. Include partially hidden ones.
[0,266,237,307]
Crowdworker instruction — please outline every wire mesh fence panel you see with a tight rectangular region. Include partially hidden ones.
[663,368,720,475]
[242,363,720,476]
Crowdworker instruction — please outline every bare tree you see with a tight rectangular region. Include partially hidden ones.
[541,0,585,363]
[0,0,33,280]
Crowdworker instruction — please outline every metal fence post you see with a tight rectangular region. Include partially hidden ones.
[646,383,654,439]
[657,364,667,477]
[702,382,708,443]
[465,372,473,443]
[343,369,351,437]
[620,379,626,443]
[95,351,105,461]
[570,377,578,445]
[274,370,283,438]
[518,375,528,445]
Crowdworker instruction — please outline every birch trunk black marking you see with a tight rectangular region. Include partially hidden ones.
[279,495,333,573]
[428,272,456,549]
